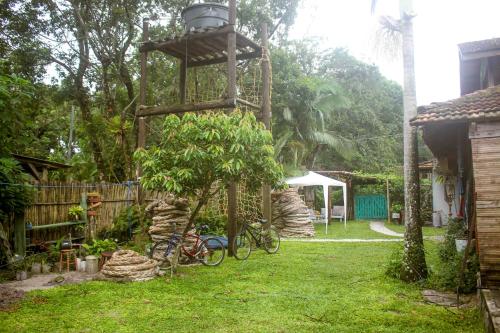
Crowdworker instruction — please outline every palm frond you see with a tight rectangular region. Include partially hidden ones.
[273,130,293,158]
[372,15,402,62]
[309,131,354,159]
[282,107,294,122]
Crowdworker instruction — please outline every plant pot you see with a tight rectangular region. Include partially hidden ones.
[455,239,467,252]
[31,262,42,274]
[42,264,51,273]
[432,211,442,227]
[16,271,28,281]
[85,255,98,274]
[79,260,86,272]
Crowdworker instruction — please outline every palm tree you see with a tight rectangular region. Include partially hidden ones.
[372,0,427,281]
[275,78,352,171]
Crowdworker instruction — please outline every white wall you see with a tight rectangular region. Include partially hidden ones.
[432,171,461,226]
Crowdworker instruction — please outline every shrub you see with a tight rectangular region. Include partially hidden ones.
[385,245,404,279]
[429,218,479,293]
[107,205,151,242]
[83,239,117,257]
[195,211,227,236]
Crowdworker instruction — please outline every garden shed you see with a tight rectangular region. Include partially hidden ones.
[285,171,347,233]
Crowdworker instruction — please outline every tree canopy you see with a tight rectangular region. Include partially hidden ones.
[0,0,405,182]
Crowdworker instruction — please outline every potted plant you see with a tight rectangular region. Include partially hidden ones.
[454,223,468,252]
[391,203,403,224]
[31,254,42,274]
[83,239,117,273]
[68,205,84,221]
[40,253,51,273]
[11,256,28,280]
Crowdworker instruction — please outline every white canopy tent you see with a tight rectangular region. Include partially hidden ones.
[285,171,347,233]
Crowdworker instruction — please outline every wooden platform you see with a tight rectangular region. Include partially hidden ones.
[139,25,262,68]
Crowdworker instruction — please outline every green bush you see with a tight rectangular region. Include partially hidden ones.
[428,218,479,293]
[106,205,151,241]
[83,239,117,257]
[195,211,227,236]
[385,245,403,279]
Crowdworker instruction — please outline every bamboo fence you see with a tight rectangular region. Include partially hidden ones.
[24,182,169,243]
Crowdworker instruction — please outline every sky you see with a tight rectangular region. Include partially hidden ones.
[289,0,500,106]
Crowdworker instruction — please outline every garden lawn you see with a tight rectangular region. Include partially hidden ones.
[313,220,397,239]
[0,241,482,333]
[384,223,447,237]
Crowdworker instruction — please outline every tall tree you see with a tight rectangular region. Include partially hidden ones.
[372,0,427,281]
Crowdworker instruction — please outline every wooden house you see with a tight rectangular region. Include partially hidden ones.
[411,37,500,288]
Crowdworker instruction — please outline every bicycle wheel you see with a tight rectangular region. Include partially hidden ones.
[149,240,174,261]
[263,226,280,254]
[197,237,225,266]
[232,232,252,260]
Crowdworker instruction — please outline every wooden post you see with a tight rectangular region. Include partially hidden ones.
[226,0,238,256]
[137,17,149,204]
[14,212,26,256]
[327,186,333,225]
[260,22,272,226]
[386,178,391,224]
[137,17,149,150]
[180,59,187,104]
[347,178,354,220]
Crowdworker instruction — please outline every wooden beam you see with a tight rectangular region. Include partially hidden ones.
[14,212,25,256]
[180,60,187,104]
[460,49,500,61]
[137,18,149,150]
[27,162,41,181]
[31,220,86,230]
[236,98,260,110]
[187,50,262,68]
[260,22,272,228]
[139,25,234,53]
[227,0,238,257]
[137,18,149,204]
[137,99,237,117]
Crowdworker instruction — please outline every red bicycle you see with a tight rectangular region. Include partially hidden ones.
[148,225,225,266]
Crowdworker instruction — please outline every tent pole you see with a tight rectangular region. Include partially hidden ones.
[344,184,347,229]
[324,185,328,235]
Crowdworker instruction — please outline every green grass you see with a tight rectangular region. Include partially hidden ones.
[313,220,397,239]
[384,223,447,237]
[0,241,481,333]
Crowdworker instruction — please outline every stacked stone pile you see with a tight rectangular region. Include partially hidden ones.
[100,250,158,282]
[272,188,315,238]
[146,196,197,264]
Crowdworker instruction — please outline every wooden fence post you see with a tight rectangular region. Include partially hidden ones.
[226,0,238,256]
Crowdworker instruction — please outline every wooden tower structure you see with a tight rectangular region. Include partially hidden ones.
[136,0,272,255]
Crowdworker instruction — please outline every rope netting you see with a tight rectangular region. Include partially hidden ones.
[201,182,263,224]
[148,52,263,113]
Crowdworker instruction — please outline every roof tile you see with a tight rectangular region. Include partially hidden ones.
[411,85,500,126]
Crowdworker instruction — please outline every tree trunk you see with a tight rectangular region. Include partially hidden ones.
[400,11,427,282]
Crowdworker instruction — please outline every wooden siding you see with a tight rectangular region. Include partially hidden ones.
[471,121,500,287]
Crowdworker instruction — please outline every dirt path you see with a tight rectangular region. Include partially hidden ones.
[369,221,404,237]
[282,238,403,242]
[1,271,96,292]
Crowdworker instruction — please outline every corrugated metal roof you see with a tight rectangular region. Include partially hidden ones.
[411,85,500,126]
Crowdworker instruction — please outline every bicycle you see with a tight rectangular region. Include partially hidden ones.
[149,224,225,266]
[232,218,280,260]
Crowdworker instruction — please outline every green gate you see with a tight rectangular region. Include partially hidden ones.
[354,194,387,220]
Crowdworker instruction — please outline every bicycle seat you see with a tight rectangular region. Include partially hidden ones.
[199,225,209,232]
[258,218,268,224]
